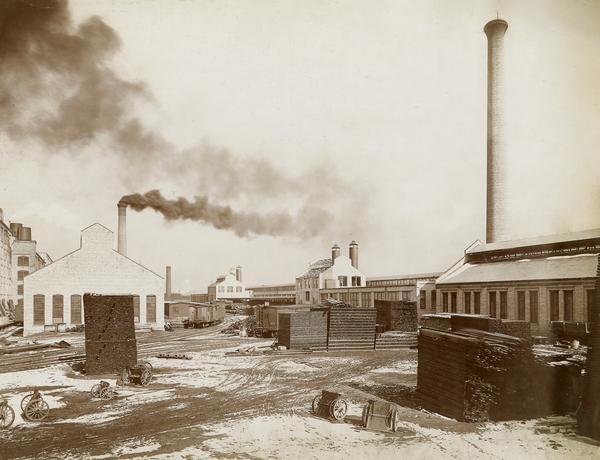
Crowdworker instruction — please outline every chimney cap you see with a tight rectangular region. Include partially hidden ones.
[484,18,508,35]
[332,243,340,248]
[117,201,128,208]
[350,240,358,246]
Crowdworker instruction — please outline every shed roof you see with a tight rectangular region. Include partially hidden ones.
[437,253,598,285]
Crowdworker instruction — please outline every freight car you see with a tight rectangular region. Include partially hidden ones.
[164,301,225,328]
[254,304,312,337]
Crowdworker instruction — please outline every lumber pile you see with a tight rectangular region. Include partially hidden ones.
[419,314,451,331]
[327,306,376,351]
[418,327,583,422]
[84,294,138,375]
[278,310,328,350]
[375,300,418,332]
[375,331,417,349]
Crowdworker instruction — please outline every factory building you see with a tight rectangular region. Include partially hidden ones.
[10,223,50,322]
[295,242,365,305]
[437,229,600,335]
[207,266,250,301]
[0,209,13,324]
[23,219,164,335]
[247,283,296,305]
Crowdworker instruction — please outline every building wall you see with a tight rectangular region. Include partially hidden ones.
[436,279,595,335]
[0,222,13,317]
[23,224,164,335]
[11,239,46,321]
[212,272,250,300]
[295,276,321,305]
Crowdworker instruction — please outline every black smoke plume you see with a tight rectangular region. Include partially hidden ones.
[120,190,330,238]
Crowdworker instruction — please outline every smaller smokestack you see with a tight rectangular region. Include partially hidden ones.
[9,223,22,239]
[0,208,3,223]
[166,265,172,296]
[20,227,31,241]
[332,244,341,263]
[349,240,358,269]
[236,266,242,283]
[117,202,127,256]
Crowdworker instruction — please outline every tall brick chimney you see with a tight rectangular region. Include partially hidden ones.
[117,203,127,256]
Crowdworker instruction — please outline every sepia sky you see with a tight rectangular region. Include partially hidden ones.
[1,0,599,293]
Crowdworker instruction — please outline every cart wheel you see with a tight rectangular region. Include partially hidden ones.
[140,361,153,372]
[24,399,49,421]
[21,393,34,411]
[140,367,152,386]
[0,404,15,429]
[90,384,102,398]
[311,394,322,414]
[99,387,114,400]
[387,408,401,432]
[329,398,347,421]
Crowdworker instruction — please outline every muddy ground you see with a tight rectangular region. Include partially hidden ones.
[0,319,599,459]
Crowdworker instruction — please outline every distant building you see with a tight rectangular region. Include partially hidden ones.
[23,223,164,335]
[436,228,600,335]
[0,209,13,322]
[207,266,250,301]
[247,283,296,305]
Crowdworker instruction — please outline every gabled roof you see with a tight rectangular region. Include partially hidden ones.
[437,253,599,285]
[297,258,333,279]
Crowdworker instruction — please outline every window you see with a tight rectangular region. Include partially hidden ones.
[17,298,23,307]
[17,285,23,295]
[340,292,348,302]
[564,290,573,321]
[305,291,310,302]
[474,291,481,314]
[218,286,225,293]
[146,295,156,323]
[387,291,399,301]
[227,286,234,293]
[420,291,426,309]
[402,291,411,301]
[529,291,538,323]
[321,293,328,303]
[352,276,361,287]
[71,295,82,324]
[349,292,359,306]
[431,290,437,311]
[464,292,471,314]
[489,291,497,318]
[442,292,448,312]
[500,291,507,319]
[588,290,595,324]
[52,294,64,324]
[17,270,28,281]
[450,292,457,313]
[550,290,559,321]
[133,295,140,323]
[17,256,29,267]
[517,291,525,320]
[236,286,242,292]
[338,276,348,287]
[361,292,371,307]
[33,295,45,325]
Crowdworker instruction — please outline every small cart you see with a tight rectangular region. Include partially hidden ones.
[90,381,115,400]
[119,361,153,386]
[21,390,49,422]
[361,400,402,432]
[0,398,15,429]
[311,390,348,421]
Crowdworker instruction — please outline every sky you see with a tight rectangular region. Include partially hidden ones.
[1,0,599,293]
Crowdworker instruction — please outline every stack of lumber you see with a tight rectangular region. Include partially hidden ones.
[84,294,138,375]
[419,314,451,331]
[375,331,417,349]
[418,327,582,422]
[327,307,376,351]
[278,310,328,350]
[375,300,418,332]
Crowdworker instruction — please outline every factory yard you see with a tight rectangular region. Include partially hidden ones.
[0,318,598,460]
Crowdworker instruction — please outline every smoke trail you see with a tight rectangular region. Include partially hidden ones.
[119,190,331,238]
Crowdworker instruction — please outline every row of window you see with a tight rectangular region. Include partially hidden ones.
[32,294,157,325]
[298,278,319,289]
[319,290,411,306]
[366,279,416,287]
[337,276,362,287]
[217,285,243,293]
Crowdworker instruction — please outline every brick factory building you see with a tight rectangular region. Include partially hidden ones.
[23,223,164,335]
[436,228,600,335]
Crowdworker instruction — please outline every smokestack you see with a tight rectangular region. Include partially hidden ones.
[0,208,3,223]
[349,240,358,269]
[9,223,22,239]
[117,202,127,256]
[484,18,509,244]
[331,244,341,263]
[236,265,242,283]
[166,265,172,296]
[20,227,31,241]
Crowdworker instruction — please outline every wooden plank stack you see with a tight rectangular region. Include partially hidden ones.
[84,294,138,375]
[374,300,418,332]
[278,310,328,350]
[327,306,376,351]
[375,331,418,349]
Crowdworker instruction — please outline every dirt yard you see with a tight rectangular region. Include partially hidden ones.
[1,319,598,459]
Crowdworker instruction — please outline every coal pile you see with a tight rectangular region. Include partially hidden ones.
[278,309,327,350]
[327,307,376,351]
[375,300,418,332]
[418,327,583,422]
[84,294,138,375]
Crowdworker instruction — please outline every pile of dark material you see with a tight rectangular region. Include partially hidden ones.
[419,314,451,331]
[420,313,531,339]
[552,321,590,345]
[374,300,418,332]
[84,294,137,375]
[278,309,327,350]
[418,327,583,422]
[220,316,257,336]
[327,306,376,351]
[579,254,600,440]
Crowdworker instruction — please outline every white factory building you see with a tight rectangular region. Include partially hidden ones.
[207,266,250,301]
[23,223,164,335]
